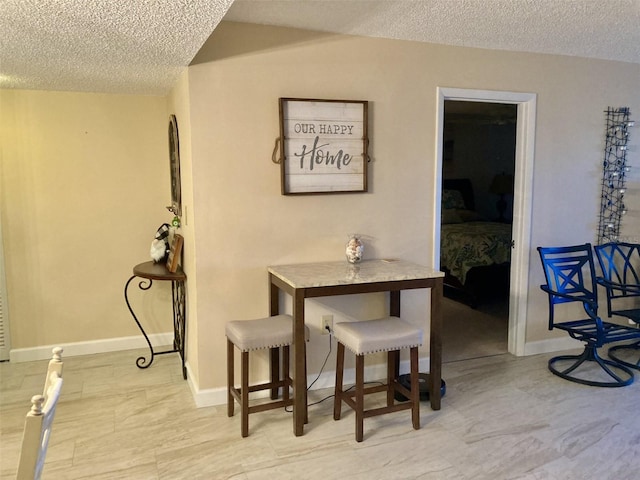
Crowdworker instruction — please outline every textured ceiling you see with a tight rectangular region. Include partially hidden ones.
[1,0,638,96]
[225,0,640,64]
[0,0,235,95]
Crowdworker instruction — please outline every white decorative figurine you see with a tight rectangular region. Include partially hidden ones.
[346,235,364,264]
[150,223,171,262]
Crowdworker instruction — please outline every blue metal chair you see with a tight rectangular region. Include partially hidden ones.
[538,243,640,387]
[594,242,640,370]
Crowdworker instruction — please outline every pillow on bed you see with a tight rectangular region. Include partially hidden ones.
[442,208,483,224]
[442,189,466,210]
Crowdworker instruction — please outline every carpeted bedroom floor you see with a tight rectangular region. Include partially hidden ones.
[442,295,509,363]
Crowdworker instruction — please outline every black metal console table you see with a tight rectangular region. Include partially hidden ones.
[124,261,187,379]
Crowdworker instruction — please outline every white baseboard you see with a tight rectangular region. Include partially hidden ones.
[11,334,577,408]
[523,336,580,356]
[9,332,174,363]
[189,357,431,408]
[8,334,427,409]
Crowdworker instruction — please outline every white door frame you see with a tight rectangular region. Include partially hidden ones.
[433,87,537,356]
[0,219,10,361]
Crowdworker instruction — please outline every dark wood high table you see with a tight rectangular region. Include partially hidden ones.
[268,259,444,437]
[124,261,187,379]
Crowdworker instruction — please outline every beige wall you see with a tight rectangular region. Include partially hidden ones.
[0,90,171,348]
[2,21,639,396]
[185,22,639,390]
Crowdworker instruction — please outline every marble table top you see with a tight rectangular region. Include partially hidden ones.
[268,259,443,289]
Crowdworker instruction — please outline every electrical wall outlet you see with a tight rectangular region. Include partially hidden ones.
[321,314,333,335]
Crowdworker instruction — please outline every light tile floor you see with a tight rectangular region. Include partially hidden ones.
[1,346,639,479]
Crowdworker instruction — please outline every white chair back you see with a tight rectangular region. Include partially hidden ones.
[16,348,64,480]
[42,347,63,396]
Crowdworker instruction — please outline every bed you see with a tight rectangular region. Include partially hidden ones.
[441,178,512,306]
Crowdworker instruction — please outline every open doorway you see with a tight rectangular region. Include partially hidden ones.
[434,87,537,360]
[440,101,516,362]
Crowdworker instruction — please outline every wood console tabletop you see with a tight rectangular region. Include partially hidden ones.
[132,260,186,281]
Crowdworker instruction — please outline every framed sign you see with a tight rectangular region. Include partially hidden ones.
[278,98,369,195]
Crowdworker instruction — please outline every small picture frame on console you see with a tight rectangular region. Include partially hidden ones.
[166,234,183,273]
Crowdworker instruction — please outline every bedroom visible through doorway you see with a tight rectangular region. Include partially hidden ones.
[441,100,516,362]
[435,87,536,358]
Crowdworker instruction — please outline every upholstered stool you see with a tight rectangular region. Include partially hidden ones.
[333,316,423,442]
[226,314,309,437]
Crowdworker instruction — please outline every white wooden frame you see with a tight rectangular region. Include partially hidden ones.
[278,98,369,195]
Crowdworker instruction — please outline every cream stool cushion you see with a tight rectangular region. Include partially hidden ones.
[226,314,309,352]
[333,316,423,355]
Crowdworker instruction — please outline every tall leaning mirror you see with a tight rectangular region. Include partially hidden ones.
[168,114,182,217]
